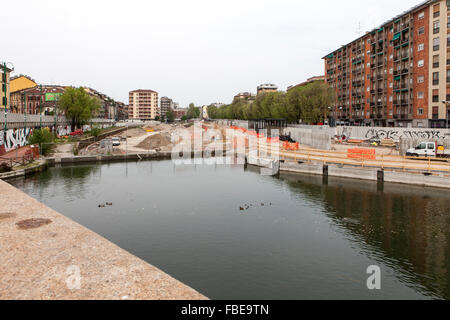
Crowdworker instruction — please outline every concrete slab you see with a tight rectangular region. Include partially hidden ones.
[0,180,207,300]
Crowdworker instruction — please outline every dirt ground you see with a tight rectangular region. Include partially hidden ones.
[136,133,172,150]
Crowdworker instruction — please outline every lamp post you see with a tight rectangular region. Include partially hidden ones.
[24,93,27,132]
[442,101,449,129]
[39,84,43,128]
[3,63,7,133]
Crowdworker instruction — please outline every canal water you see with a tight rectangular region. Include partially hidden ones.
[9,160,450,299]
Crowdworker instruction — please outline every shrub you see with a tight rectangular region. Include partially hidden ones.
[90,127,102,138]
[28,128,54,155]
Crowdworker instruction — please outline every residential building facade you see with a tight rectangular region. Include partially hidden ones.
[234,92,256,102]
[287,76,325,91]
[10,85,65,115]
[160,96,174,119]
[173,108,187,120]
[128,89,159,120]
[1,63,12,112]
[323,0,450,128]
[10,75,37,93]
[257,83,278,95]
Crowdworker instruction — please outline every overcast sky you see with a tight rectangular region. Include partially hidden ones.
[2,0,420,107]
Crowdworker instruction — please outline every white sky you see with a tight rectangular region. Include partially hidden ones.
[1,0,420,107]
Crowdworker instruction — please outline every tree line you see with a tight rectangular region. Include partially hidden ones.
[207,81,335,124]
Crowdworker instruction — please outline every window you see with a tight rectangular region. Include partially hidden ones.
[433,89,439,102]
[447,34,450,47]
[433,20,440,33]
[432,106,439,119]
[418,92,424,99]
[447,70,450,82]
[417,76,424,83]
[418,108,424,115]
[418,60,424,67]
[418,43,424,51]
[418,27,425,35]
[418,12,425,20]
[433,4,440,18]
[433,72,439,85]
[433,55,439,68]
[433,37,440,51]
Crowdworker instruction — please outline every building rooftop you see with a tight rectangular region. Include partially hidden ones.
[322,0,437,58]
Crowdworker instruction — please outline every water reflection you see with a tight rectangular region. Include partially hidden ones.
[279,172,450,299]
[7,161,450,299]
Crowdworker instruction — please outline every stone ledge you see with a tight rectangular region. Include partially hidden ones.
[0,179,207,300]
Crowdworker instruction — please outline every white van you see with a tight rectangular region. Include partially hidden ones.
[406,142,449,158]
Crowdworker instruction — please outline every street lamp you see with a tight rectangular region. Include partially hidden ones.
[2,62,14,134]
[441,101,449,129]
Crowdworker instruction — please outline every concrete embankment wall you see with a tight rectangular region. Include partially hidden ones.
[0,179,207,300]
[334,126,450,154]
[284,126,332,150]
[280,161,450,189]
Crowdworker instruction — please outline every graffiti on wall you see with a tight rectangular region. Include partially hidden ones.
[56,126,72,137]
[365,129,446,141]
[0,128,34,153]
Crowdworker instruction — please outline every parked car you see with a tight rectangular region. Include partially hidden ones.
[69,129,83,137]
[112,137,121,146]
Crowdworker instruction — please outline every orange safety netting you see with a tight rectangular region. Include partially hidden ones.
[266,137,280,144]
[347,148,376,160]
[283,141,299,151]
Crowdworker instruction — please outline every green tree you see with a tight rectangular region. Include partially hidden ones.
[166,111,175,123]
[187,103,200,119]
[28,128,54,155]
[288,81,335,124]
[59,87,101,131]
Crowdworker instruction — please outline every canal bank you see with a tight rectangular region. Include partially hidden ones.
[0,178,207,300]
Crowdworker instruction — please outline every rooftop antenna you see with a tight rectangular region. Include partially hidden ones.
[356,22,363,37]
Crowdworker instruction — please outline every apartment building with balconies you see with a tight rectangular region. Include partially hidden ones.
[323,0,450,128]
[128,89,159,120]
[160,96,174,119]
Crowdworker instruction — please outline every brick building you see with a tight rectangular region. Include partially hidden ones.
[324,0,450,128]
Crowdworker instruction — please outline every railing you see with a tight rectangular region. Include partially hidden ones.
[0,154,34,168]
[260,145,450,174]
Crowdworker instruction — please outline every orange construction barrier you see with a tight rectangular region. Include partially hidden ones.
[283,141,299,151]
[347,148,376,160]
[266,137,280,144]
